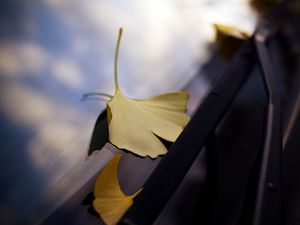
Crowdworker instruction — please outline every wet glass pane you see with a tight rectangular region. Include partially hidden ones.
[0,0,256,224]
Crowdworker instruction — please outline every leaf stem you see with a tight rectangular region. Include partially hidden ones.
[114,27,123,91]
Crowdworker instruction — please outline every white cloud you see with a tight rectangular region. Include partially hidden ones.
[0,42,48,77]
[51,59,83,88]
[0,83,94,174]
[0,41,85,90]
[44,0,256,98]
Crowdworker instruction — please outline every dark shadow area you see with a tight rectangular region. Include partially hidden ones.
[191,62,268,225]
[87,109,109,156]
[0,110,44,225]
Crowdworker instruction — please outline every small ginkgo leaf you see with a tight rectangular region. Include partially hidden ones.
[214,23,250,59]
[93,154,141,225]
[105,28,190,158]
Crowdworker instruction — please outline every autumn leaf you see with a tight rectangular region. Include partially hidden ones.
[106,28,190,158]
[107,90,189,158]
[214,23,250,59]
[83,28,189,157]
[93,154,141,225]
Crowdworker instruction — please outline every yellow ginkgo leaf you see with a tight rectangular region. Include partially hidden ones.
[106,28,190,158]
[214,23,250,59]
[93,154,141,225]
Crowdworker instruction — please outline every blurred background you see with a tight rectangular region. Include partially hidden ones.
[0,0,258,224]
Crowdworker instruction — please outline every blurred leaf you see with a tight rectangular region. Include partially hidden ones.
[93,154,141,225]
[107,28,190,158]
[214,23,249,59]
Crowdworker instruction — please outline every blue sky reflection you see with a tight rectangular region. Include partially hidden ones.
[0,0,255,224]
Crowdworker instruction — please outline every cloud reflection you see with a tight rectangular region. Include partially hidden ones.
[0,0,256,224]
[0,42,47,77]
[45,0,256,97]
[51,59,83,88]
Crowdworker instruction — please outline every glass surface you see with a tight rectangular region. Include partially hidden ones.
[0,0,255,224]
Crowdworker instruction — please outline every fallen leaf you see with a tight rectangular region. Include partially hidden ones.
[106,28,190,158]
[214,23,250,59]
[93,154,141,225]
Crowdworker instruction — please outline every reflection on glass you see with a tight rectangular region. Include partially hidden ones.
[0,0,255,224]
